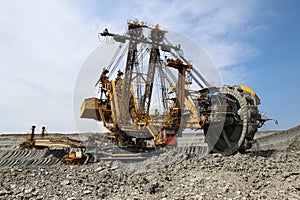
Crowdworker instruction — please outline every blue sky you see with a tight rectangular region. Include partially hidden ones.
[242,1,300,130]
[0,0,299,133]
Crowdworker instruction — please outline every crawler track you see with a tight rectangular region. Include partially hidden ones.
[0,149,67,167]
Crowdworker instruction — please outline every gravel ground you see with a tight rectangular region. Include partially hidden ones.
[0,130,299,199]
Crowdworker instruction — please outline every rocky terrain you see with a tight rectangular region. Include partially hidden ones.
[0,126,299,200]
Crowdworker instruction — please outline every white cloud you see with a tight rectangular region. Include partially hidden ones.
[0,0,263,133]
[219,65,256,85]
[89,0,261,78]
[0,1,101,132]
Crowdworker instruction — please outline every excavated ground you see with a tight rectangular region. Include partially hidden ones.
[0,127,299,200]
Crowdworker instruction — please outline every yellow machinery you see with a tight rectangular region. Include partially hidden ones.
[19,125,88,165]
[61,151,88,165]
[80,21,268,155]
[20,125,85,150]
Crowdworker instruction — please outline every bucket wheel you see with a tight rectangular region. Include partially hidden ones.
[205,86,259,155]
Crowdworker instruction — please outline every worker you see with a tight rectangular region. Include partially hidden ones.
[100,69,109,96]
[115,69,123,84]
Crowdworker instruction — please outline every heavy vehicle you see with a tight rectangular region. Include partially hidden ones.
[80,21,268,156]
[19,125,85,150]
[20,125,88,165]
[61,150,89,165]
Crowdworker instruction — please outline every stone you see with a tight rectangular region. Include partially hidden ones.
[0,190,12,196]
[61,180,70,186]
[83,190,92,195]
[24,188,33,194]
[95,167,104,172]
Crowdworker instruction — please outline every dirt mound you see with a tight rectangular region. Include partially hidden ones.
[0,149,299,199]
[0,126,300,199]
[251,125,300,151]
[287,135,300,151]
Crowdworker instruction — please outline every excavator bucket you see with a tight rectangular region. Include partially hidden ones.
[80,97,101,120]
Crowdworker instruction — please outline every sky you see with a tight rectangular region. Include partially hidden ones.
[0,0,299,133]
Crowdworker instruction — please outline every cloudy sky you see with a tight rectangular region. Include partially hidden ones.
[0,0,299,133]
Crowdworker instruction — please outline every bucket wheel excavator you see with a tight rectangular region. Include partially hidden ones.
[80,21,268,156]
